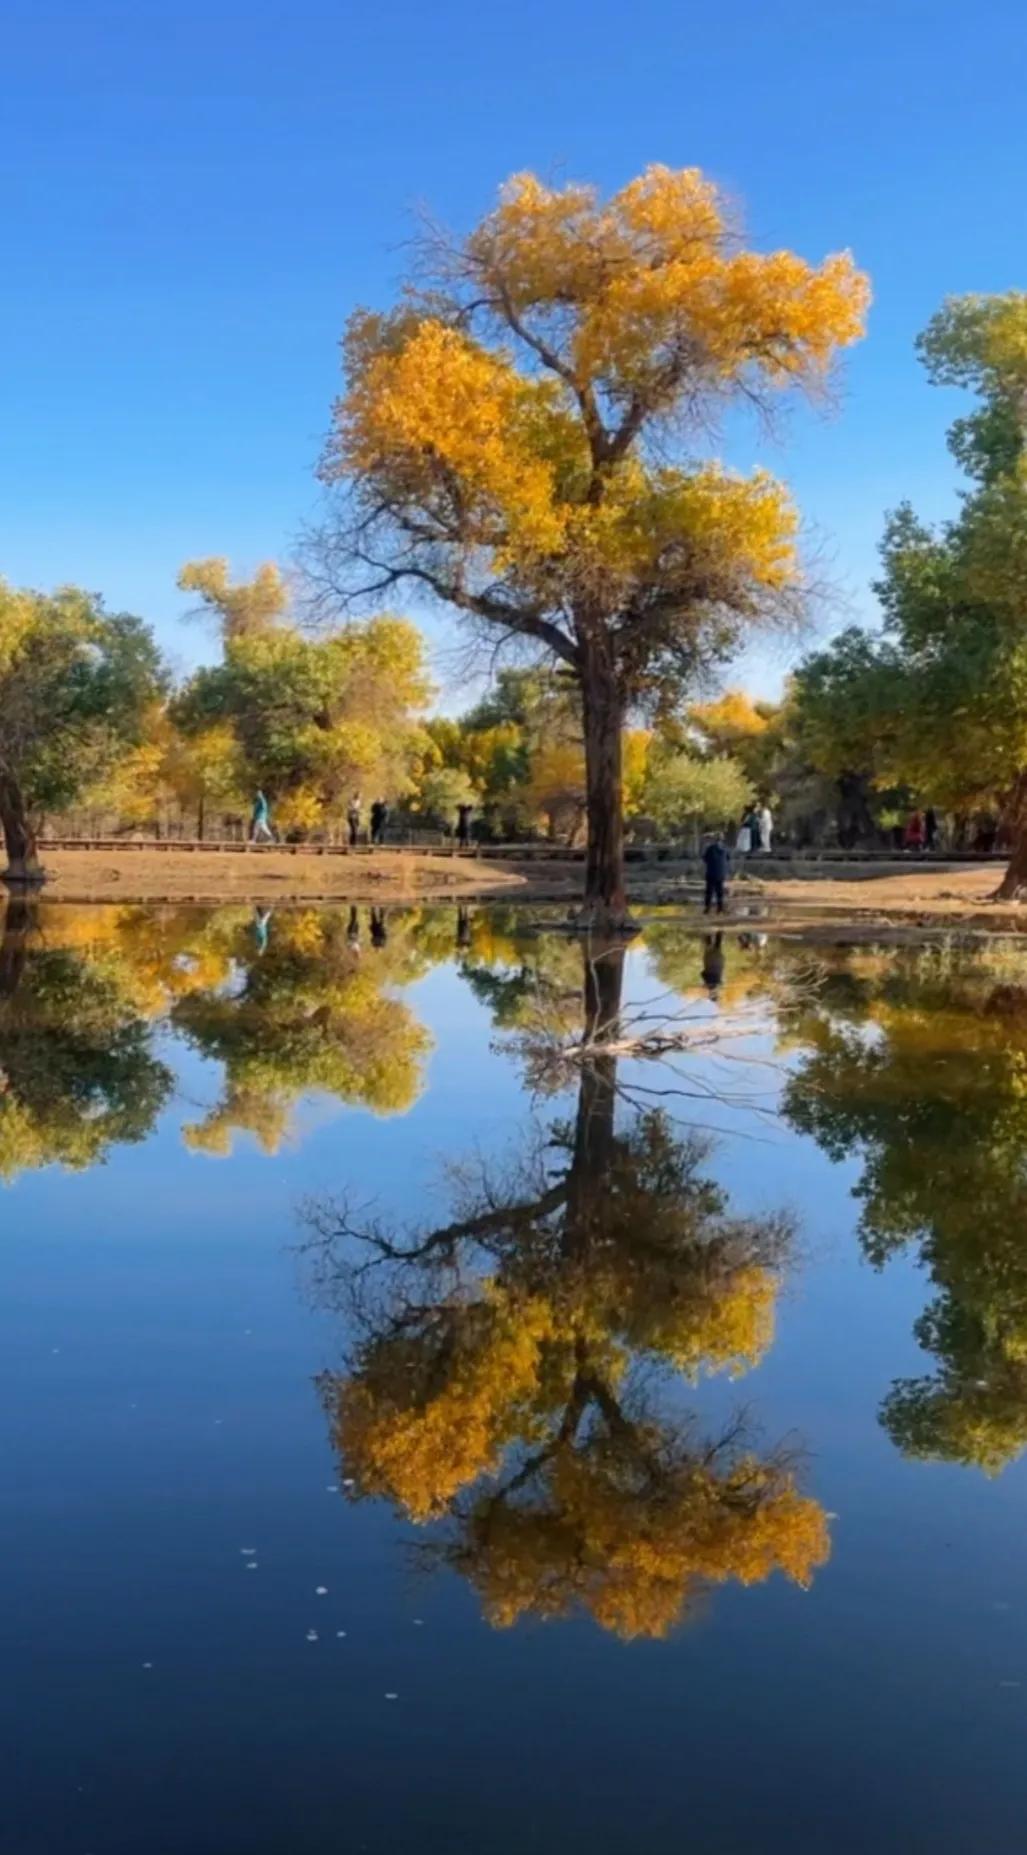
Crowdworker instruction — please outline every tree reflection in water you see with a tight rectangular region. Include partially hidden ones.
[782,945,1027,1474]
[307,937,829,1640]
[0,899,174,1178]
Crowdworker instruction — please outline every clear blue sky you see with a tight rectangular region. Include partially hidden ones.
[3,0,1025,700]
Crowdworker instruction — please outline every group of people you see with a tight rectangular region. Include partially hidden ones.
[734,802,774,857]
[250,790,475,847]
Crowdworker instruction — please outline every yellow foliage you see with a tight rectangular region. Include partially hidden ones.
[335,1288,555,1521]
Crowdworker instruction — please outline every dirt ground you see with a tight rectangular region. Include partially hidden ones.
[18,846,1027,932]
[29,845,545,903]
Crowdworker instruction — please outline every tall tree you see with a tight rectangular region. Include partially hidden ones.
[0,582,165,881]
[809,295,1027,885]
[312,166,868,925]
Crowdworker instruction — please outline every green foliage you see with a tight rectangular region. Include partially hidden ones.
[642,748,751,833]
[782,947,1027,1472]
[792,293,1027,839]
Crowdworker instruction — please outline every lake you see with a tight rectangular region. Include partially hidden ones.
[3,900,1027,1854]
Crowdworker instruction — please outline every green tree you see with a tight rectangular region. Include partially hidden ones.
[0,582,165,880]
[800,295,1027,881]
[642,747,751,837]
[313,166,867,925]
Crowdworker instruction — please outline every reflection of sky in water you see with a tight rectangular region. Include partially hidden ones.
[3,910,1027,1853]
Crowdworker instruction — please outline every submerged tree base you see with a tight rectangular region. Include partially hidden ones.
[2,860,48,889]
[568,898,640,939]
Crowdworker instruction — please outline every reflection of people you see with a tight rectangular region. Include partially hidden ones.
[456,803,473,847]
[370,907,388,949]
[251,790,274,843]
[456,905,472,951]
[346,905,361,953]
[701,932,725,995]
[759,803,774,854]
[347,795,363,847]
[252,907,273,955]
[370,799,389,846]
[703,833,729,914]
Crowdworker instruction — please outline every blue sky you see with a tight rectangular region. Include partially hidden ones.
[3,0,1025,701]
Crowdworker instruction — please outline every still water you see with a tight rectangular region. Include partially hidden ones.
[2,901,1027,1853]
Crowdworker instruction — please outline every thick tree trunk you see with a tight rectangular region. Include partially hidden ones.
[579,650,631,930]
[995,775,1027,899]
[0,770,44,885]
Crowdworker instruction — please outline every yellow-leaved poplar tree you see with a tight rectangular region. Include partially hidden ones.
[314,165,869,924]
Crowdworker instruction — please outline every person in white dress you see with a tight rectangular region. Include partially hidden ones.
[735,819,752,857]
[759,803,773,854]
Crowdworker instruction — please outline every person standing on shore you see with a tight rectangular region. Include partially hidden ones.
[456,803,473,847]
[703,832,729,915]
[347,794,362,847]
[759,802,774,854]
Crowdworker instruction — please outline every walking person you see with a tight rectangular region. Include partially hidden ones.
[925,805,938,851]
[250,790,274,844]
[702,832,729,915]
[456,802,473,847]
[347,794,363,848]
[370,799,389,846]
[759,801,774,855]
[904,809,925,853]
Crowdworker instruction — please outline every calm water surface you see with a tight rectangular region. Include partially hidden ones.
[3,901,1027,1854]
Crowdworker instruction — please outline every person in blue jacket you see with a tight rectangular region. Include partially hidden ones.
[702,832,730,915]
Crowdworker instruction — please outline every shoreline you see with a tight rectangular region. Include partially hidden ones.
[2,846,1026,936]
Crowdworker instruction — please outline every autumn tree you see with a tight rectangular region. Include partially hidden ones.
[311,165,868,925]
[177,557,290,642]
[0,582,166,880]
[175,563,432,836]
[308,940,827,1636]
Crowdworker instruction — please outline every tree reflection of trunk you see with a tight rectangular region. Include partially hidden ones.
[0,897,35,1000]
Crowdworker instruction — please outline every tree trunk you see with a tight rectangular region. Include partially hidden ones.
[579,650,630,930]
[995,774,1027,899]
[0,770,44,885]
